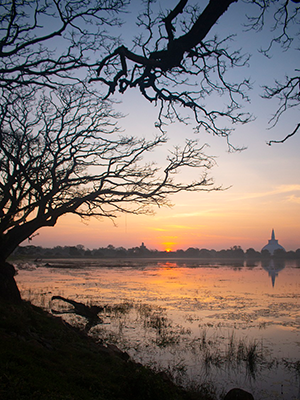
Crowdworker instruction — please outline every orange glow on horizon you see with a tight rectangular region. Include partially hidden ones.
[29,178,300,252]
[162,240,177,253]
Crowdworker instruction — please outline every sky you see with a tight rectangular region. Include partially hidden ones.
[29,0,300,252]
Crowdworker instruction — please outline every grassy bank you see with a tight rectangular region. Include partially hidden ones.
[0,300,215,400]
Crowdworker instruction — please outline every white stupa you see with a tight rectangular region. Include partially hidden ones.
[261,229,285,255]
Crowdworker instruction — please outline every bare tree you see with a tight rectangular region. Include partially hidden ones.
[0,1,220,302]
[245,0,300,144]
[94,0,251,149]
[0,0,128,90]
[263,78,300,145]
[95,0,300,144]
[0,0,128,301]
[0,88,217,300]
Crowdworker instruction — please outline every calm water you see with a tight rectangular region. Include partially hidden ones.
[15,258,300,400]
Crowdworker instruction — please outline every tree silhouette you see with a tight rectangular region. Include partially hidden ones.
[0,0,218,301]
[250,1,300,144]
[0,0,129,301]
[0,88,216,260]
[0,88,217,300]
[0,0,128,90]
[95,0,300,145]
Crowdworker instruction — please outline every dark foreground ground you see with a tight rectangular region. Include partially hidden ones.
[0,300,217,400]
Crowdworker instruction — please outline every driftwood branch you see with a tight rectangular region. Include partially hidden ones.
[51,295,104,331]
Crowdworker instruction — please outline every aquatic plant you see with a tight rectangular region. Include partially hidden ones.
[244,341,259,378]
[282,359,300,374]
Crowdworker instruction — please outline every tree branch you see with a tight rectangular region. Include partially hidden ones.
[267,122,300,145]
[0,88,218,260]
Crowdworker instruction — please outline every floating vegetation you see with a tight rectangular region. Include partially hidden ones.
[110,301,134,316]
[283,359,300,373]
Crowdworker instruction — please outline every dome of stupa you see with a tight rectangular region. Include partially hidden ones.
[261,229,285,255]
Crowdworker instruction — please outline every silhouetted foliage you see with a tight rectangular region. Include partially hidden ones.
[95,0,300,145]
[0,0,219,301]
[0,0,128,90]
[13,243,300,260]
[246,248,261,258]
[1,88,217,262]
[249,1,300,145]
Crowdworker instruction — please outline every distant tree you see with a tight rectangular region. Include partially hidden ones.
[115,247,127,257]
[175,249,185,257]
[285,250,297,259]
[198,248,212,258]
[246,248,260,258]
[229,245,244,258]
[185,247,200,257]
[92,249,104,257]
[218,249,228,258]
[76,245,86,251]
[95,0,300,145]
[273,248,286,258]
[261,249,271,258]
[68,247,82,257]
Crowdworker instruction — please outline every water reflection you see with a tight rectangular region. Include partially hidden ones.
[262,259,285,287]
[15,259,300,400]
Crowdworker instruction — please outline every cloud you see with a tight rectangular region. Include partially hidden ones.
[152,208,226,220]
[287,195,300,204]
[234,184,300,201]
[151,224,197,231]
[275,184,300,193]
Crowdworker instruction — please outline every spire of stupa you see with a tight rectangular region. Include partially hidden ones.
[271,229,275,240]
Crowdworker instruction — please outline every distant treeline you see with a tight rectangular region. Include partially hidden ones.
[13,244,300,259]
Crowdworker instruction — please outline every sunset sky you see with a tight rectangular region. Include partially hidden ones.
[30,0,300,252]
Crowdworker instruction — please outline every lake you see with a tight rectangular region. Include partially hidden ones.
[15,258,300,400]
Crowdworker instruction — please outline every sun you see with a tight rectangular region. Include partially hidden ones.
[162,241,176,252]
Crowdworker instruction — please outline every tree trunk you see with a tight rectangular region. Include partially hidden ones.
[0,218,54,303]
[0,261,22,303]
